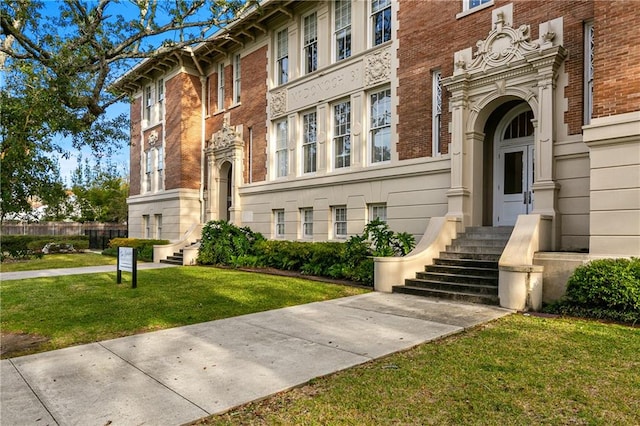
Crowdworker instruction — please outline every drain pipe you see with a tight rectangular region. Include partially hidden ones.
[248,126,253,183]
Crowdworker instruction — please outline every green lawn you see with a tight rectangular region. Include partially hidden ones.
[0,252,116,272]
[199,314,640,425]
[0,266,368,357]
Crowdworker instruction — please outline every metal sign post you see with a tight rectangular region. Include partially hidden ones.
[117,247,138,288]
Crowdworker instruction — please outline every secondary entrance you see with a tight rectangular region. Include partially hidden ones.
[493,105,534,226]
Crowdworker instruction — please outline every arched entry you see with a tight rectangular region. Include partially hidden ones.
[493,104,535,226]
[219,162,233,221]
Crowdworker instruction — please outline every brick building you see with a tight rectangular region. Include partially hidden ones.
[117,0,639,310]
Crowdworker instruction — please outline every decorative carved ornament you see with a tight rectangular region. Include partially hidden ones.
[364,47,391,86]
[270,90,287,118]
[209,116,243,150]
[147,130,158,146]
[468,12,540,72]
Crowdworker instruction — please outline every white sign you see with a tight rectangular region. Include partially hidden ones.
[118,247,134,272]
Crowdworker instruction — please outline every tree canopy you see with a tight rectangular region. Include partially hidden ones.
[0,0,252,221]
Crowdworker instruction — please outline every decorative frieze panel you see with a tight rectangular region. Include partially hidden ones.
[364,46,391,87]
[270,90,287,118]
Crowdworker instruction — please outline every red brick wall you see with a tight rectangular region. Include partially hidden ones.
[592,1,640,118]
[397,0,593,160]
[204,46,268,184]
[129,98,141,196]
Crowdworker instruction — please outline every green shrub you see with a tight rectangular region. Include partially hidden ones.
[1,235,89,260]
[544,257,640,324]
[107,237,170,262]
[197,220,265,265]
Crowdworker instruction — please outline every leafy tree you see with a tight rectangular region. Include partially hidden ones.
[0,0,251,222]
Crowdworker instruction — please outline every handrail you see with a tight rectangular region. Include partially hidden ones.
[153,223,203,265]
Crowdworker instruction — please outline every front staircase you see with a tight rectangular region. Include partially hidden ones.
[159,241,199,266]
[393,226,514,305]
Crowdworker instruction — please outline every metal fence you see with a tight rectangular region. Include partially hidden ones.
[1,222,128,250]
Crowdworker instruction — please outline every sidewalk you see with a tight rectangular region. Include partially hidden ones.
[0,292,512,425]
[0,262,177,281]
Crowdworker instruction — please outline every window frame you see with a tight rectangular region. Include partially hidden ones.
[276,28,289,85]
[584,20,594,125]
[368,203,387,223]
[274,209,285,238]
[301,208,314,239]
[144,149,152,192]
[217,63,225,111]
[370,87,392,164]
[156,79,164,119]
[154,214,162,239]
[156,146,164,191]
[302,110,318,174]
[143,215,150,239]
[333,206,347,238]
[462,0,492,12]
[144,85,153,121]
[333,100,351,169]
[233,53,241,104]
[371,0,391,47]
[274,119,288,178]
[334,0,352,62]
[303,12,318,74]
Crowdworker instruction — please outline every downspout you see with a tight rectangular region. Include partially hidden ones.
[187,48,207,223]
[249,126,253,184]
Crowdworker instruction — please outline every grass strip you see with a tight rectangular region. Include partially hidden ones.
[1,252,116,272]
[200,314,640,425]
[1,266,368,357]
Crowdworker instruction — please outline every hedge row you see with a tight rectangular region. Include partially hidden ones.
[104,238,170,262]
[1,235,90,260]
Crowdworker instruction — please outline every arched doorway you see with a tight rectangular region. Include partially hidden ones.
[219,162,232,221]
[493,104,535,226]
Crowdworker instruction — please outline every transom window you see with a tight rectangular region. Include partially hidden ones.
[303,12,318,74]
[275,120,288,178]
[334,0,351,61]
[276,29,289,85]
[371,0,391,46]
[503,110,534,140]
[333,100,351,169]
[370,88,392,163]
[302,111,317,173]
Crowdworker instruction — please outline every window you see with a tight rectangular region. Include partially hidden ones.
[156,147,164,190]
[334,0,351,61]
[371,0,391,46]
[301,208,313,238]
[275,120,288,178]
[154,214,162,239]
[369,204,387,223]
[584,21,594,125]
[333,100,351,168]
[276,29,289,85]
[274,209,285,238]
[463,0,491,11]
[143,215,150,238]
[217,63,225,111]
[333,206,347,238]
[144,85,152,121]
[302,111,317,173]
[303,12,318,74]
[432,70,442,155]
[233,54,241,104]
[145,150,152,192]
[157,79,164,119]
[370,88,391,163]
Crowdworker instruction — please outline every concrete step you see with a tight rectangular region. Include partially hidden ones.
[405,278,498,294]
[433,258,499,269]
[393,285,500,305]
[415,271,498,285]
[439,251,502,261]
[160,258,183,266]
[426,264,498,277]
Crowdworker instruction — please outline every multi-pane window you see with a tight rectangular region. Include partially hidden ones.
[463,0,491,11]
[333,206,347,238]
[275,120,288,178]
[301,208,313,238]
[333,101,351,168]
[156,147,164,190]
[370,88,392,163]
[154,214,162,239]
[432,70,442,155]
[334,0,351,61]
[274,209,285,238]
[145,150,152,192]
[156,79,164,118]
[369,204,387,222]
[303,12,318,74]
[143,215,150,238]
[584,21,594,125]
[233,54,241,104]
[302,111,317,173]
[371,0,391,46]
[144,85,153,121]
[217,63,225,111]
[276,29,289,85]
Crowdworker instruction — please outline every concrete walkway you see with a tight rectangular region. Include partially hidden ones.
[1,292,512,425]
[0,262,177,281]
